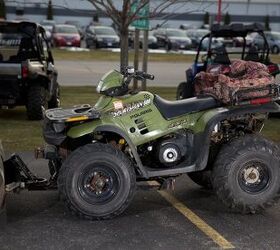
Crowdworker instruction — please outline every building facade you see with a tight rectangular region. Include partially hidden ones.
[4,0,280,31]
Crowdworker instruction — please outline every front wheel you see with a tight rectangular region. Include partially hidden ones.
[58,143,136,220]
[212,135,280,214]
[272,45,280,54]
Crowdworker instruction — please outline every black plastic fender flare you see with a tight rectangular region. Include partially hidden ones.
[194,102,280,171]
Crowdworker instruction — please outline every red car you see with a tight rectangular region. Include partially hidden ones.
[52,24,81,47]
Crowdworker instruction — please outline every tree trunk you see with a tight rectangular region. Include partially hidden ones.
[120,26,129,71]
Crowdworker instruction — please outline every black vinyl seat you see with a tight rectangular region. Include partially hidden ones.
[154,95,219,120]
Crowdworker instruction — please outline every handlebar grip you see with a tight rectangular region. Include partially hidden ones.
[142,73,155,80]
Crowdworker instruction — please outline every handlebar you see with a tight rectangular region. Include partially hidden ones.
[141,72,155,80]
[122,66,155,86]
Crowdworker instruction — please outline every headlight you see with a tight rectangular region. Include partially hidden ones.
[96,80,103,93]
[170,39,176,43]
[97,37,103,42]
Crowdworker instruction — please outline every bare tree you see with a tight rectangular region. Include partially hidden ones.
[86,0,210,69]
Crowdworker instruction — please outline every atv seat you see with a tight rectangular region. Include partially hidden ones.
[154,95,219,120]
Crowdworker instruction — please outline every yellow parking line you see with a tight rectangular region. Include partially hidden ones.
[148,181,234,249]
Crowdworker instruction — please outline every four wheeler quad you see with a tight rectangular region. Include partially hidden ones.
[176,23,280,100]
[24,66,280,220]
[0,21,60,120]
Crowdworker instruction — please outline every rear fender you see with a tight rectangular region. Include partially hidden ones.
[193,102,280,171]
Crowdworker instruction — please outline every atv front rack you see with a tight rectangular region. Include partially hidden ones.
[231,84,280,106]
[45,104,100,123]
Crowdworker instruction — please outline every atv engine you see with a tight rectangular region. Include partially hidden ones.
[140,132,193,168]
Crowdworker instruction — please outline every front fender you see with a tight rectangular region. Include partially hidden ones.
[67,123,147,178]
[67,120,103,138]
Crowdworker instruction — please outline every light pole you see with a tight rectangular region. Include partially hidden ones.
[216,0,222,24]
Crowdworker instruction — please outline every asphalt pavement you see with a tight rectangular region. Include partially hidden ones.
[1,152,280,250]
[55,60,190,87]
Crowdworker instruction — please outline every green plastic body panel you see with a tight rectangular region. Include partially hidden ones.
[67,91,224,147]
[96,70,124,93]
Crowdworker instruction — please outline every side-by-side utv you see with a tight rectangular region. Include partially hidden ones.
[177,23,280,100]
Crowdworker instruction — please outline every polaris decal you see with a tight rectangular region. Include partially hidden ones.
[130,108,152,119]
[110,99,151,117]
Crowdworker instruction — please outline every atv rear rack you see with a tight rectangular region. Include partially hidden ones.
[231,84,280,106]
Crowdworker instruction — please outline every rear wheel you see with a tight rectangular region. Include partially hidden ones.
[212,135,280,214]
[188,170,212,189]
[176,81,194,100]
[26,86,47,120]
[58,143,136,220]
[272,45,280,54]
[48,85,60,109]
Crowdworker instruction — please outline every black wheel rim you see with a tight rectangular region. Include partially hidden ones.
[238,160,271,194]
[78,164,120,205]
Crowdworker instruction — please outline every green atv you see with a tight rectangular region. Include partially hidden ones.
[6,67,280,220]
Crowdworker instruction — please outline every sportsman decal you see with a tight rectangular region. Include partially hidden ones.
[110,98,151,118]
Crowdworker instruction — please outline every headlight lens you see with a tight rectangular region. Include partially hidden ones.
[97,37,103,42]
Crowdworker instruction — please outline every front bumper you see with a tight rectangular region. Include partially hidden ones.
[171,41,191,50]
[97,41,120,48]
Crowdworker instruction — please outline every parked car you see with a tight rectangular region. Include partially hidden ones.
[128,27,158,49]
[153,28,192,50]
[185,29,209,48]
[0,141,5,224]
[65,20,84,39]
[253,31,280,54]
[139,31,158,49]
[40,20,56,27]
[0,21,60,120]
[85,25,120,49]
[51,24,81,47]
[41,25,53,43]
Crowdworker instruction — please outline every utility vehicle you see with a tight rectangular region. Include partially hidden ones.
[0,21,60,120]
[176,23,280,100]
[3,67,280,220]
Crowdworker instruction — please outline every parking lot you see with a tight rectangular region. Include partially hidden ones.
[1,4,280,248]
[1,152,280,250]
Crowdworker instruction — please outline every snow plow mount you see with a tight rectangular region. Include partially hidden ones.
[4,154,55,191]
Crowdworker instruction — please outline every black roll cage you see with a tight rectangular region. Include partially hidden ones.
[0,21,54,64]
[195,23,270,64]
